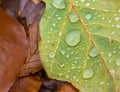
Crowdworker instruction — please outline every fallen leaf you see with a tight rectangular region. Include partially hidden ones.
[57,83,79,92]
[39,0,120,92]
[39,79,78,92]
[0,8,28,92]
[1,0,19,18]
[18,0,45,76]
[10,73,42,92]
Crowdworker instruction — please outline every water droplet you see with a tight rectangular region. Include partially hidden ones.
[116,58,120,66]
[100,81,105,85]
[118,9,120,13]
[52,23,56,26]
[66,55,70,58]
[86,2,91,7]
[115,16,120,21]
[65,75,69,79]
[48,52,55,58]
[89,46,99,57]
[60,50,65,55]
[85,13,92,20]
[52,0,66,9]
[80,0,85,2]
[68,11,79,23]
[65,30,81,46]
[82,68,94,79]
[73,76,76,79]
[58,17,61,20]
[108,53,112,57]
[60,64,64,67]
[116,24,120,28]
[112,31,115,35]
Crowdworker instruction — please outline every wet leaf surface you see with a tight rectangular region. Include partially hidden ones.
[40,0,120,92]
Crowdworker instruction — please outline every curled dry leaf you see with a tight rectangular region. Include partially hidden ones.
[0,0,45,91]
[10,73,42,92]
[18,0,45,76]
[0,8,28,92]
[1,0,45,76]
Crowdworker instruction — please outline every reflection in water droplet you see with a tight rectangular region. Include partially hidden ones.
[69,11,79,23]
[89,46,99,57]
[65,30,81,46]
[85,13,92,20]
[116,58,120,66]
[82,68,94,79]
[48,52,55,58]
[52,0,66,9]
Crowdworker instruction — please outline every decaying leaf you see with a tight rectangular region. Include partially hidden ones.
[0,0,45,91]
[18,0,45,76]
[1,0,19,18]
[40,0,120,92]
[39,79,78,92]
[0,8,28,92]
[10,73,42,92]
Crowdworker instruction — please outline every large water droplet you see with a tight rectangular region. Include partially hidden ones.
[82,68,94,79]
[85,13,92,20]
[69,11,79,23]
[52,0,66,9]
[116,58,120,66]
[65,30,81,46]
[89,46,99,57]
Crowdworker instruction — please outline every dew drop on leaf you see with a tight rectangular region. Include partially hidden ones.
[115,58,120,66]
[65,30,81,46]
[60,50,65,55]
[89,46,99,57]
[115,16,120,21]
[52,0,66,9]
[82,68,94,79]
[85,13,92,20]
[48,52,55,58]
[68,11,79,23]
[80,0,85,3]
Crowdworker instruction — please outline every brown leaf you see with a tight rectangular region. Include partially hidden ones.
[1,0,19,18]
[57,84,79,92]
[39,79,79,92]
[0,8,28,92]
[10,73,42,92]
[1,0,45,77]
[18,0,45,76]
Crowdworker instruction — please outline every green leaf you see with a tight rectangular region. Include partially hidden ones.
[39,0,120,92]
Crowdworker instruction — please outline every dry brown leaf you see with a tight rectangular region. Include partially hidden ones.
[1,0,19,18]
[0,8,28,92]
[10,73,42,92]
[18,0,45,76]
[39,79,79,92]
[57,84,79,92]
